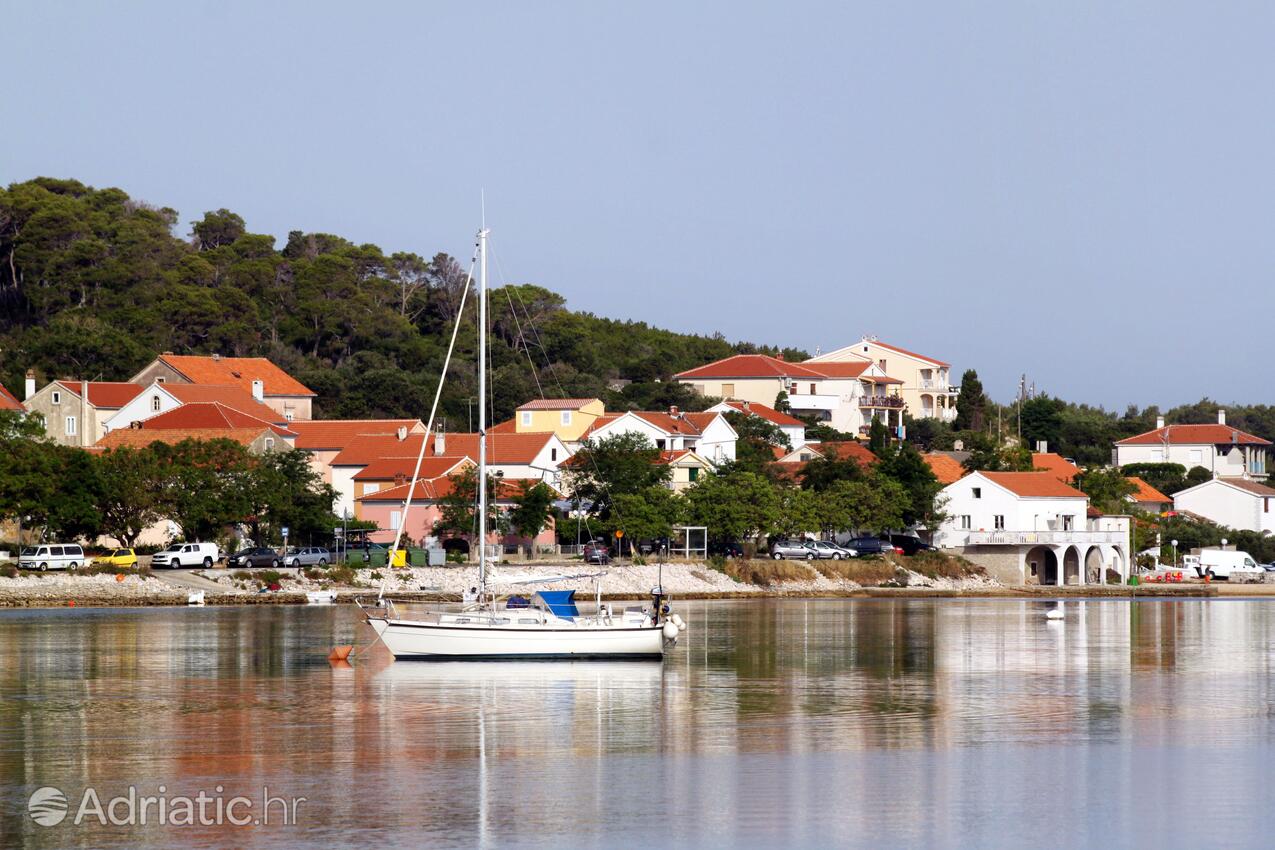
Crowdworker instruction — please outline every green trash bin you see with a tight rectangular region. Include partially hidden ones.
[1127,575,1140,586]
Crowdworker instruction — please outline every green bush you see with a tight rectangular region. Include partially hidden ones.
[707,554,727,572]
[325,565,357,586]
[0,564,17,578]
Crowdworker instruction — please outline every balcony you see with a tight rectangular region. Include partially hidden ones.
[787,393,840,412]
[920,379,958,393]
[859,395,905,409]
[963,530,1126,546]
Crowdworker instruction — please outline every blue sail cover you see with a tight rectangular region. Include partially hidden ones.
[536,590,579,620]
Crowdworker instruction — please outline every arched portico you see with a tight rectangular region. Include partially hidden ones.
[1024,545,1057,585]
[1063,546,1082,586]
[1085,546,1105,584]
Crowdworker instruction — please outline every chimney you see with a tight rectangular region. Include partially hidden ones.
[953,439,964,451]
[1218,409,1227,426]
[212,353,220,362]
[741,400,751,410]
[251,379,264,401]
[396,425,408,441]
[668,405,680,417]
[1156,415,1165,429]
[130,421,142,430]
[24,370,35,401]
[1036,440,1048,454]
[434,425,445,456]
[394,472,406,486]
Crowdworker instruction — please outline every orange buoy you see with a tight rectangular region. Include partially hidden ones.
[329,645,354,662]
[115,573,126,583]
[67,600,76,607]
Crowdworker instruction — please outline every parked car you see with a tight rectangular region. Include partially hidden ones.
[18,544,90,571]
[97,548,138,569]
[843,537,896,557]
[227,547,283,569]
[770,539,816,560]
[151,542,221,569]
[807,540,856,560]
[709,540,745,559]
[583,541,611,565]
[285,547,331,568]
[888,534,937,556]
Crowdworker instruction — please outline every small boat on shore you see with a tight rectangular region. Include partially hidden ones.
[306,590,337,605]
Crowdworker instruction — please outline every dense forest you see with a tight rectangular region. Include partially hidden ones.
[0,177,805,425]
[2,176,1272,450]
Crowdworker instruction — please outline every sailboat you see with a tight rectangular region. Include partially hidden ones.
[358,225,684,659]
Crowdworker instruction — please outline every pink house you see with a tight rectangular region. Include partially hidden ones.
[357,476,559,550]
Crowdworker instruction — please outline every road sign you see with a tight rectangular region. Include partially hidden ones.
[282,526,290,537]
[614,530,624,539]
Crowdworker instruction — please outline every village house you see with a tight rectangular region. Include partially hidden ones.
[0,383,21,410]
[95,425,288,456]
[511,398,606,445]
[103,383,286,435]
[1114,411,1270,480]
[22,375,144,446]
[356,475,559,550]
[98,402,298,450]
[708,399,807,449]
[1126,477,1172,514]
[805,336,959,422]
[674,354,902,437]
[289,419,427,486]
[579,408,737,466]
[1172,477,1275,534]
[129,353,317,421]
[933,471,1131,586]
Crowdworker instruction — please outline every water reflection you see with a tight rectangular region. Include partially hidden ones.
[3,599,1275,848]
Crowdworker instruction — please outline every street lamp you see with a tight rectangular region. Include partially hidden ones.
[1170,539,1178,568]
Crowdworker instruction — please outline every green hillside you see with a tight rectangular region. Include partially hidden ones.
[0,177,806,423]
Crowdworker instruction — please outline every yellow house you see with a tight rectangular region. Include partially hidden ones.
[515,399,605,443]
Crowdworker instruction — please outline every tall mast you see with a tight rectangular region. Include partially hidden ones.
[477,225,489,593]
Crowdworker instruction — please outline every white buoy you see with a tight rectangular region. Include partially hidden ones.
[662,621,679,641]
[187,591,205,606]
[1045,607,1064,620]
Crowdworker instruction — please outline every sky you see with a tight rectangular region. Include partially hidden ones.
[5,1,1273,408]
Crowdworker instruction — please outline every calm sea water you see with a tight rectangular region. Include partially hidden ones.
[2,598,1275,849]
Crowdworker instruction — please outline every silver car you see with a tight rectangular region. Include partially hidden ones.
[770,539,817,560]
[285,547,331,568]
[807,540,857,560]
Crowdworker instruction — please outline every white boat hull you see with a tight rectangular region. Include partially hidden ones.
[368,617,667,659]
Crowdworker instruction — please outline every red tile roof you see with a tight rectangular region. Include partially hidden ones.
[516,398,600,410]
[923,453,966,485]
[354,456,471,481]
[863,339,949,367]
[718,400,806,428]
[288,419,423,450]
[54,381,145,409]
[582,410,725,440]
[0,384,21,410]
[1125,476,1171,504]
[1213,477,1275,497]
[1116,424,1271,447]
[97,427,271,450]
[137,403,296,437]
[158,355,315,397]
[981,471,1087,499]
[1032,452,1081,483]
[816,441,879,466]
[162,384,285,422]
[674,354,827,381]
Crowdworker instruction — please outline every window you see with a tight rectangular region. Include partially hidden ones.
[521,411,533,427]
[655,439,666,450]
[1029,560,1038,577]
[363,483,379,495]
[689,467,700,482]
[809,383,816,395]
[151,396,161,412]
[1062,515,1074,531]
[284,411,294,422]
[721,384,735,398]
[560,411,572,426]
[265,437,275,450]
[51,391,61,405]
[993,515,1005,530]
[800,452,812,461]
[1266,498,1270,514]
[65,416,77,436]
[156,377,165,383]
[550,448,558,462]
[959,515,971,529]
[390,511,402,530]
[972,487,982,499]
[878,359,887,371]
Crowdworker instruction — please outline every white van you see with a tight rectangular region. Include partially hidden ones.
[18,544,91,571]
[1192,548,1263,580]
[151,542,221,569]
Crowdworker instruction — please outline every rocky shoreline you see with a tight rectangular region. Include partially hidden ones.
[0,560,1221,608]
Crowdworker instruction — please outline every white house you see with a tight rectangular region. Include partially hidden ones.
[103,382,287,434]
[1173,477,1275,534]
[674,353,903,437]
[1114,411,1270,480]
[708,400,807,449]
[805,336,959,422]
[581,409,737,466]
[934,471,1130,586]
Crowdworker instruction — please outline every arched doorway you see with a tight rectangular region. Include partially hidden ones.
[1085,546,1105,584]
[1063,546,1082,585]
[1025,545,1057,585]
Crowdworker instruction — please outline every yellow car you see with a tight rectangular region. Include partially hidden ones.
[98,548,138,569]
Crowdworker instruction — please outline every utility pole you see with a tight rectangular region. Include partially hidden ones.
[1017,374,1025,442]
